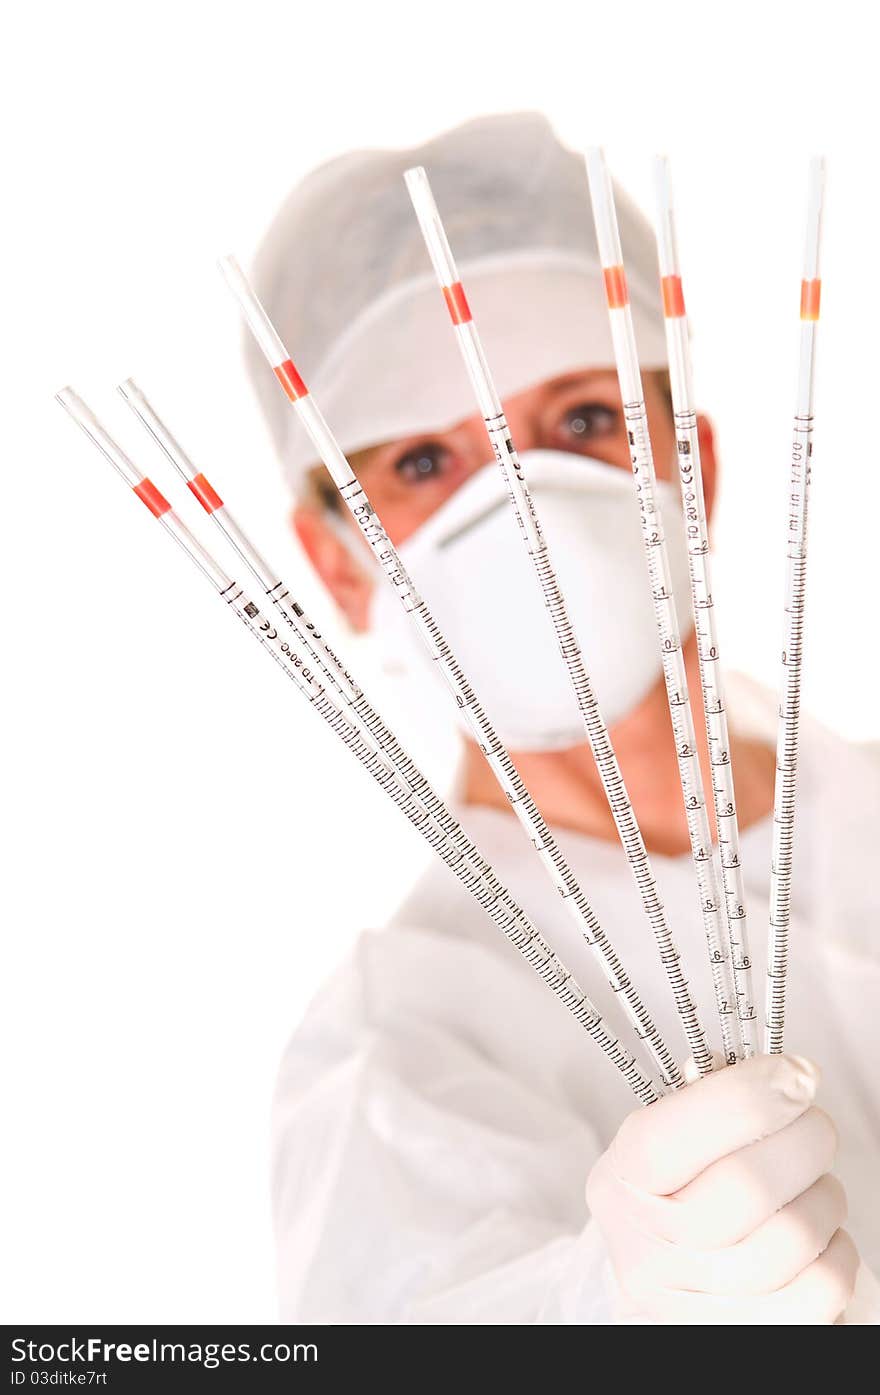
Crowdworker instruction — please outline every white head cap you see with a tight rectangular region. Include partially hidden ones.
[245,112,667,493]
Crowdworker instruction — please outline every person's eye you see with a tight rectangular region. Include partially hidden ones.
[393,442,453,484]
[560,402,618,443]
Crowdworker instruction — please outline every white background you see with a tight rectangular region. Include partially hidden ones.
[3,0,878,1321]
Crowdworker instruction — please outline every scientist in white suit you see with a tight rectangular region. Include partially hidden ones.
[246,113,880,1323]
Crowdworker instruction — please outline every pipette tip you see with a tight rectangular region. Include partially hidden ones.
[653,154,673,207]
[218,252,242,276]
[584,145,606,179]
[55,386,91,424]
[404,166,436,224]
[403,164,428,190]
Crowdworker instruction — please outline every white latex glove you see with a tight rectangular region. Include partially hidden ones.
[586,1054,859,1324]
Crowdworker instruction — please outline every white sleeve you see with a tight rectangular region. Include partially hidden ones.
[270,939,617,1325]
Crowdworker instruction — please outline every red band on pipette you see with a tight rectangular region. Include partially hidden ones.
[443,282,472,325]
[274,359,309,401]
[603,265,629,309]
[133,478,171,518]
[188,473,224,514]
[800,279,821,321]
[661,275,686,318]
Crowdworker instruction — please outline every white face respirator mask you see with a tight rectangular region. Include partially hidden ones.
[365,450,695,751]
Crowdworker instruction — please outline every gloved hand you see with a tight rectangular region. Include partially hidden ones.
[586,1053,858,1324]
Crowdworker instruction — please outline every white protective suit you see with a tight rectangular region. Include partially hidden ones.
[271,683,880,1322]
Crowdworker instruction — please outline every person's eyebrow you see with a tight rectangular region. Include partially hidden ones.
[542,369,619,393]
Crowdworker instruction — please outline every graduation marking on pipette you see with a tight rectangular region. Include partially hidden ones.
[766,158,826,1055]
[403,165,713,1077]
[56,386,661,1105]
[219,254,685,1090]
[585,147,757,1056]
[117,376,582,991]
[652,156,744,1066]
